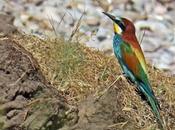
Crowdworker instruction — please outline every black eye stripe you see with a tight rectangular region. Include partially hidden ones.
[114,19,125,31]
[119,23,125,31]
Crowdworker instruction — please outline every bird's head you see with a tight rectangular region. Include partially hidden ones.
[103,12,135,35]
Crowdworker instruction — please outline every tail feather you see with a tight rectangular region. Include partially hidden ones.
[138,82,164,129]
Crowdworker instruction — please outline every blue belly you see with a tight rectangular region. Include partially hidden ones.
[113,35,136,83]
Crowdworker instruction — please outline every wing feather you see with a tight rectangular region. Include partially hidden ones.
[120,42,148,83]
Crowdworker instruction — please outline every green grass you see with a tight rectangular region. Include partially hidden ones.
[54,42,85,82]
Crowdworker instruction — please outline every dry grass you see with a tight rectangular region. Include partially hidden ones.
[13,35,121,100]
[12,34,175,129]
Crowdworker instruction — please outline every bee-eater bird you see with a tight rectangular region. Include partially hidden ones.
[103,12,163,128]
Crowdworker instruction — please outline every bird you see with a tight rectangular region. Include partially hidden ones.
[103,12,163,129]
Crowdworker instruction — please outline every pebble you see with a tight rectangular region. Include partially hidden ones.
[135,20,169,34]
[0,1,5,11]
[154,3,167,14]
[86,17,100,27]
[96,28,109,41]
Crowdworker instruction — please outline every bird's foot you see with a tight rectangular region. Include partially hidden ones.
[94,75,123,102]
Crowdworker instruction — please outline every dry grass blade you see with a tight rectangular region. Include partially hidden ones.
[47,13,66,37]
[68,11,85,42]
[57,13,66,30]
[94,75,123,101]
[48,14,58,36]
[107,121,128,128]
[139,29,146,45]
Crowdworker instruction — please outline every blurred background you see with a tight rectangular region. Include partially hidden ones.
[1,0,175,74]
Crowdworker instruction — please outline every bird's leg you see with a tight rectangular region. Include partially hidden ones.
[94,74,124,101]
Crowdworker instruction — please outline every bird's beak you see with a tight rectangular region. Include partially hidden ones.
[103,12,123,34]
[103,12,121,24]
[103,12,116,22]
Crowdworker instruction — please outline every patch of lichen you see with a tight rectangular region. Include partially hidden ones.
[13,34,175,129]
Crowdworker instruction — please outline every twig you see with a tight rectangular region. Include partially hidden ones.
[139,30,145,45]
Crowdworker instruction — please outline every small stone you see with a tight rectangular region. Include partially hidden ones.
[20,13,30,22]
[35,0,44,6]
[86,17,100,27]
[154,3,167,14]
[0,1,5,11]
[66,1,78,9]
[0,13,15,24]
[135,20,167,33]
[7,110,22,119]
[99,38,113,51]
[96,28,109,42]
[94,0,111,12]
[141,38,157,52]
[97,36,106,42]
